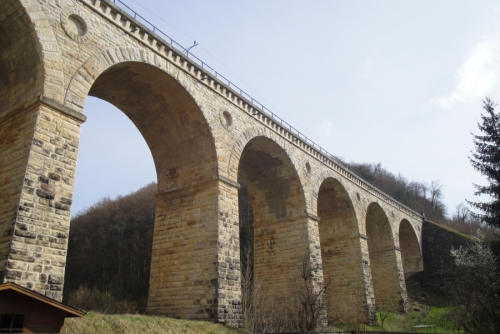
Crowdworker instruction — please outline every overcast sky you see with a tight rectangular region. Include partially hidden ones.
[73,0,500,217]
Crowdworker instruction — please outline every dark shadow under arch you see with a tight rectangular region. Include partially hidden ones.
[399,219,423,279]
[317,177,362,322]
[0,0,41,115]
[88,61,217,192]
[366,203,404,310]
[80,61,220,319]
[237,136,309,316]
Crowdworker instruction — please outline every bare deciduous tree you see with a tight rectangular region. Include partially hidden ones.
[249,253,330,333]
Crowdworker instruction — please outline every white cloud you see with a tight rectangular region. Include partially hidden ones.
[430,36,499,109]
[318,120,333,135]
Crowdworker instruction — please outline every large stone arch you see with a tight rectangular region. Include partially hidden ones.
[310,170,376,324]
[316,176,365,321]
[69,56,228,320]
[65,47,189,111]
[227,126,311,210]
[310,170,360,216]
[1,33,244,322]
[235,132,324,323]
[398,219,423,279]
[82,60,218,192]
[366,202,407,311]
[228,126,300,177]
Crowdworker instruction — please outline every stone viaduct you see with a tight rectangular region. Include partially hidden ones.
[0,0,424,327]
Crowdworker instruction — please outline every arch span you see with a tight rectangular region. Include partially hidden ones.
[87,61,217,192]
[65,47,192,114]
[398,219,423,279]
[317,177,364,322]
[228,126,303,175]
[366,202,407,311]
[237,135,320,318]
[80,60,226,320]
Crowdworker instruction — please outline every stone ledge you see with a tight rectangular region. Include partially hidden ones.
[0,96,87,125]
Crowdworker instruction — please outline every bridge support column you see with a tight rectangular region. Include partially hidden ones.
[307,216,328,330]
[370,247,408,312]
[252,215,327,328]
[147,178,242,327]
[359,238,377,325]
[0,100,84,301]
[321,234,377,325]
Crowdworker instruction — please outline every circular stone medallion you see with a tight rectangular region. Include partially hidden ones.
[61,7,92,43]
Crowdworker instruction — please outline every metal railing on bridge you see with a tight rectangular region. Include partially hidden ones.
[109,0,340,165]
[103,0,423,219]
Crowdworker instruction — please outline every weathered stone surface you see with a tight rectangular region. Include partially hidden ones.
[0,0,424,327]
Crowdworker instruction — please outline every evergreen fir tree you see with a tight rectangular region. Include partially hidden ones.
[468,97,500,229]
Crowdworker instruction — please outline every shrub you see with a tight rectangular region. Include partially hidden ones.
[68,286,137,314]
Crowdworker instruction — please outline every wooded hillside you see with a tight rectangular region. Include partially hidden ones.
[64,183,156,311]
[347,162,446,221]
[64,163,491,310]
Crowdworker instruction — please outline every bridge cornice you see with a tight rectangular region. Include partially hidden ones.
[77,0,422,222]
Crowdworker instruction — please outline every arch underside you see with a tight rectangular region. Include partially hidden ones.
[238,136,309,309]
[399,220,423,279]
[0,0,41,116]
[366,203,404,309]
[318,178,364,322]
[88,61,217,192]
[85,61,224,319]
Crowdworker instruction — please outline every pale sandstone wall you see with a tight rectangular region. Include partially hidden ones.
[318,178,364,322]
[148,180,239,323]
[1,103,83,301]
[0,0,424,327]
[0,109,38,282]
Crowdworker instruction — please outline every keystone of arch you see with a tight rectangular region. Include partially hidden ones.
[227,125,312,212]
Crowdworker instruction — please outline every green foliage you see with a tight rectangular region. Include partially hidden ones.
[67,286,137,314]
[330,279,458,333]
[469,97,500,230]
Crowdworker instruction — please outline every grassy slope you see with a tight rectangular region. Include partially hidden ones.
[63,281,456,333]
[353,280,456,333]
[62,313,248,334]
